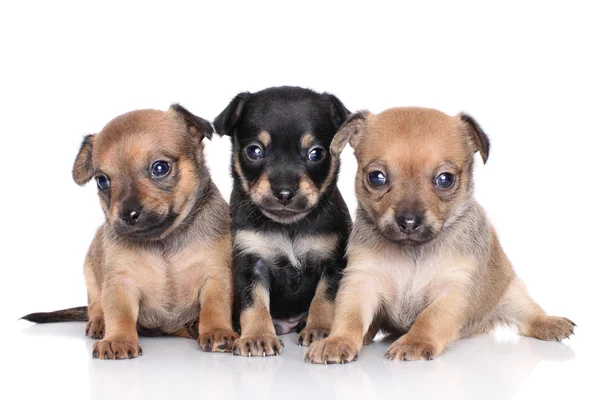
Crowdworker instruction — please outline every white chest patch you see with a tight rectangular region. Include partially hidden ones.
[382,250,475,329]
[234,230,339,268]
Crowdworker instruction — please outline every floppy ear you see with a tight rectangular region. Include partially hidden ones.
[459,113,491,164]
[213,92,251,137]
[330,110,370,157]
[73,134,96,185]
[170,103,214,140]
[322,93,351,131]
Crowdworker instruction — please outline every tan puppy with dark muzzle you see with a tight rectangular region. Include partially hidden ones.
[22,105,238,359]
[306,107,575,363]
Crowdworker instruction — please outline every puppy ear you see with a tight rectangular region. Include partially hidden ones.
[170,103,214,140]
[322,93,351,131]
[459,113,491,164]
[213,92,251,137]
[73,134,96,186]
[330,110,370,157]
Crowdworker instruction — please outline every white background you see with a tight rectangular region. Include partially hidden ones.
[1,1,598,399]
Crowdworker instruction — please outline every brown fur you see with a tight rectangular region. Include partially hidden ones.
[306,107,575,364]
[297,279,335,345]
[74,106,237,359]
[258,131,271,147]
[232,285,283,356]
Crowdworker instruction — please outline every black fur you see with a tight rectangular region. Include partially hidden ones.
[214,86,352,328]
[21,306,88,323]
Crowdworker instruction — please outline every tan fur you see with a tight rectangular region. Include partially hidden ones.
[298,279,335,345]
[301,133,315,149]
[75,106,237,359]
[306,107,575,364]
[299,176,319,206]
[233,285,282,356]
[248,173,272,205]
[258,131,271,147]
[232,152,250,192]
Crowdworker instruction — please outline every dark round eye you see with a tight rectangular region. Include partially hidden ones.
[435,172,455,189]
[368,171,387,187]
[307,146,326,162]
[151,161,170,178]
[96,174,110,191]
[245,145,264,161]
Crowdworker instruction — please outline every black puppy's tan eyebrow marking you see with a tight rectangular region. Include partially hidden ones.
[258,131,271,147]
[301,133,316,149]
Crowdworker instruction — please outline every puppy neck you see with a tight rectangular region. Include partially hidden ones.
[354,198,485,257]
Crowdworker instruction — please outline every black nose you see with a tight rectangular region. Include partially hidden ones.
[273,188,295,205]
[121,208,142,225]
[396,213,423,235]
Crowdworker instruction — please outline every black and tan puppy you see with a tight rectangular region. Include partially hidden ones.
[213,86,352,356]
[22,105,238,359]
[306,107,575,363]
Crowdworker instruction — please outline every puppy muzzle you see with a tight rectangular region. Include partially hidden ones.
[113,209,177,240]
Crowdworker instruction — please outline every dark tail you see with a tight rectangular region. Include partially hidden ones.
[21,306,88,323]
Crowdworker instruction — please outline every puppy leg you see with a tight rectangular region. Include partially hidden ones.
[363,318,382,346]
[84,237,104,339]
[233,283,282,357]
[385,290,467,361]
[85,291,104,340]
[92,279,141,360]
[305,270,381,364]
[197,237,239,352]
[298,278,334,346]
[496,278,575,341]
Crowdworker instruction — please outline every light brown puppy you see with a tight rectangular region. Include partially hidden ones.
[306,107,575,363]
[24,105,238,359]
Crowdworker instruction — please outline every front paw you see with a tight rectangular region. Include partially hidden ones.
[232,334,283,357]
[297,326,329,346]
[92,337,142,360]
[198,328,239,352]
[528,316,576,341]
[304,336,359,364]
[385,335,439,361]
[86,317,105,339]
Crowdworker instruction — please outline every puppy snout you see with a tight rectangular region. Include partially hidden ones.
[273,187,296,206]
[396,213,423,235]
[120,207,143,226]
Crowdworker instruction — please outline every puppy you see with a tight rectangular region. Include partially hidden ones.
[213,86,352,356]
[306,107,575,363]
[22,105,238,359]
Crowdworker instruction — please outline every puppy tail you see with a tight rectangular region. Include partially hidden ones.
[20,306,88,323]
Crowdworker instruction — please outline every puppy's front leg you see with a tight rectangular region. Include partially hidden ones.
[234,285,282,356]
[385,290,467,361]
[233,255,282,356]
[305,270,381,364]
[197,237,239,352]
[93,278,141,360]
[298,277,335,346]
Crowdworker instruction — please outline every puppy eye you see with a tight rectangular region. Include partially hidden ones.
[151,161,171,178]
[245,145,265,161]
[307,146,326,162]
[435,172,455,189]
[368,171,387,187]
[96,174,110,191]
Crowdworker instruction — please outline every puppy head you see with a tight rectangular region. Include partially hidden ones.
[73,105,214,241]
[334,107,490,244]
[214,86,349,223]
